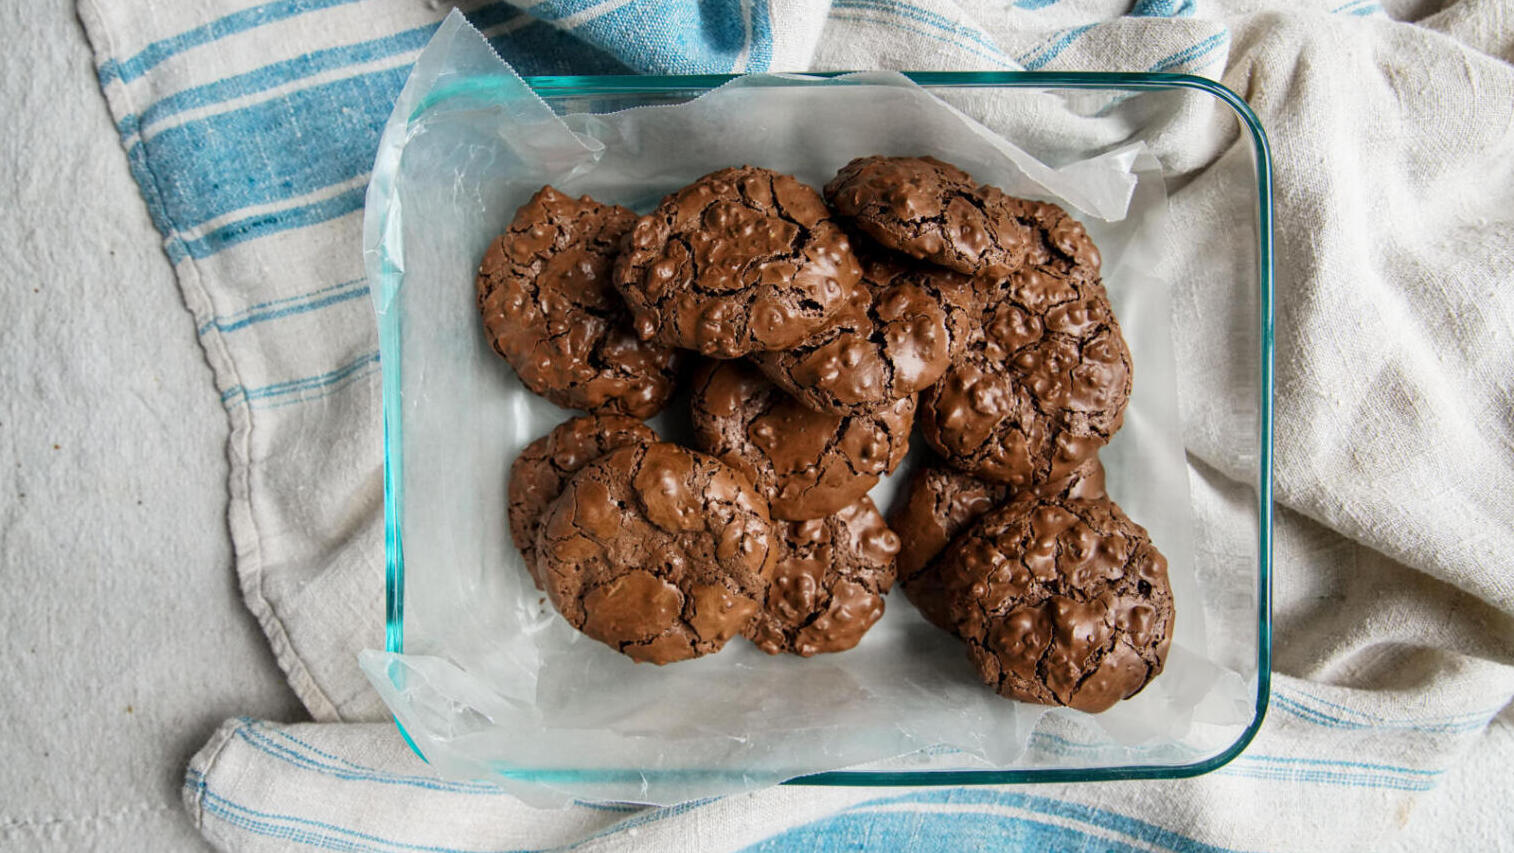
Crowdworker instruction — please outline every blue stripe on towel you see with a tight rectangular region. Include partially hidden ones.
[103,2,768,268]
[826,12,1013,68]
[258,373,377,410]
[99,0,364,86]
[1331,0,1380,14]
[486,27,635,77]
[1273,693,1494,734]
[1222,765,1440,792]
[200,282,368,334]
[131,69,400,231]
[120,122,179,242]
[239,721,641,812]
[108,5,632,265]
[240,353,377,400]
[121,24,436,141]
[234,724,511,795]
[1025,728,1448,791]
[747,811,1157,853]
[1284,688,1497,727]
[116,4,526,143]
[842,790,1243,853]
[174,186,371,262]
[1018,24,1096,70]
[748,0,774,71]
[220,351,378,407]
[1130,0,1197,17]
[527,0,625,21]
[1247,755,1438,777]
[551,0,769,74]
[832,0,1007,60]
[187,770,531,853]
[1148,31,1229,72]
[198,279,369,335]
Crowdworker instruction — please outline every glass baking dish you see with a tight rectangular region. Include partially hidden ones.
[363,58,1273,801]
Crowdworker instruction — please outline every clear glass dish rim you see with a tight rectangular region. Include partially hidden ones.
[378,69,1275,788]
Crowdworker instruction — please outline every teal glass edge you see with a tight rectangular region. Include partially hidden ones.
[380,70,1275,788]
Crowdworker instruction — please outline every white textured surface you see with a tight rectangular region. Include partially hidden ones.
[5,0,1514,849]
[0,1,303,849]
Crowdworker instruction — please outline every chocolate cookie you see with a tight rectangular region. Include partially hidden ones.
[746,497,900,657]
[614,166,862,358]
[890,458,1105,631]
[536,442,777,664]
[824,156,1034,279]
[936,494,1172,713]
[690,360,915,521]
[477,187,680,419]
[752,251,978,415]
[993,195,1101,279]
[507,414,658,589]
[919,201,1130,488]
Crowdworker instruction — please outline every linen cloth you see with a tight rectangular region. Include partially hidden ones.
[0,4,309,848]
[75,0,1514,849]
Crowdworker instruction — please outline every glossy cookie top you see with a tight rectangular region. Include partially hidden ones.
[824,156,1034,279]
[919,199,1130,488]
[536,442,777,664]
[614,166,862,358]
[746,496,900,657]
[754,250,979,415]
[477,187,679,418]
[507,414,658,589]
[934,493,1172,713]
[889,459,1106,631]
[691,360,914,521]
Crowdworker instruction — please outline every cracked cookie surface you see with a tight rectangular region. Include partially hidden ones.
[753,250,978,415]
[746,496,900,657]
[508,414,658,590]
[477,187,680,418]
[613,166,862,358]
[890,459,1106,632]
[690,360,914,521]
[537,442,777,664]
[920,199,1130,488]
[824,156,1035,279]
[935,493,1172,713]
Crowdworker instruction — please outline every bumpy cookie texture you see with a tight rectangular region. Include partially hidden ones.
[753,251,979,415]
[613,166,862,358]
[936,494,1172,713]
[507,415,659,590]
[537,443,778,664]
[890,458,1105,631]
[891,467,1008,632]
[824,156,1034,278]
[995,194,1101,279]
[920,199,1130,488]
[476,187,680,418]
[690,360,915,521]
[747,497,900,656]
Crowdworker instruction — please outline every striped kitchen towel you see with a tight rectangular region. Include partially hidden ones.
[184,669,1514,851]
[78,0,1514,850]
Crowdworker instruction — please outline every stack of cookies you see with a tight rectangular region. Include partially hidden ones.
[478,157,1173,713]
